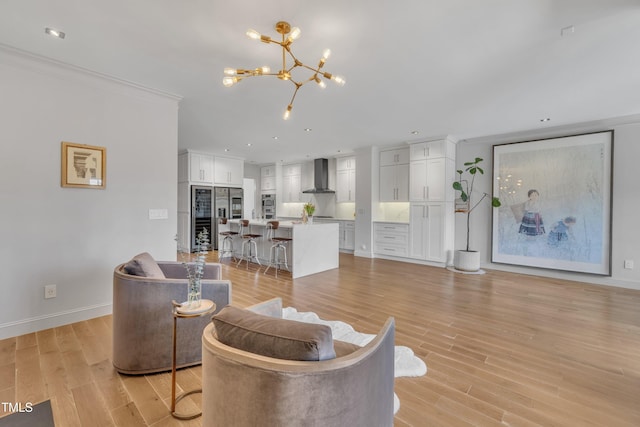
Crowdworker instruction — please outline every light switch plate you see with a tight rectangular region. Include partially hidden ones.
[149,208,169,220]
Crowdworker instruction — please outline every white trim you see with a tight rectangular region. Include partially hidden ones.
[0,43,183,102]
[484,263,640,291]
[0,303,112,340]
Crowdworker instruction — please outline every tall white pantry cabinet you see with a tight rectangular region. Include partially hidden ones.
[408,139,456,263]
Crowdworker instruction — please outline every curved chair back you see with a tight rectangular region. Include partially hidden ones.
[201,317,396,426]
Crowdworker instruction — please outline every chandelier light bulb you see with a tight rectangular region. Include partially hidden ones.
[260,66,271,74]
[288,27,301,41]
[246,29,261,40]
[322,49,331,60]
[224,68,237,76]
[283,105,293,120]
[315,77,326,89]
[332,75,346,86]
[222,76,238,87]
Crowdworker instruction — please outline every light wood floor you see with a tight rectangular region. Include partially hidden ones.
[1,253,639,426]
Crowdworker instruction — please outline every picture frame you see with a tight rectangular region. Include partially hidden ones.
[492,131,613,275]
[61,141,106,189]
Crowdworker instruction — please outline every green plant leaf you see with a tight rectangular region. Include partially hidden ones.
[453,182,463,190]
[469,167,477,175]
[475,157,483,163]
[476,166,484,175]
[461,192,468,202]
[492,197,501,207]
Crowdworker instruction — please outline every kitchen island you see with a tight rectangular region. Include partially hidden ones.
[218,220,339,279]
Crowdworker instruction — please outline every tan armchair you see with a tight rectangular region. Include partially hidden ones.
[112,259,231,375]
[201,298,396,426]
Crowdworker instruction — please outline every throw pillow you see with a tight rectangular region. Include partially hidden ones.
[123,252,165,278]
[212,305,336,361]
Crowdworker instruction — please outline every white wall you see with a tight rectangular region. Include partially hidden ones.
[456,117,640,290]
[0,47,181,338]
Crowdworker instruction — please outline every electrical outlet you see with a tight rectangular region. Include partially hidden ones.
[624,260,634,269]
[44,284,57,299]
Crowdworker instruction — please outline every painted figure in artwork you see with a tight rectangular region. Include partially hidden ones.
[547,216,577,246]
[518,189,545,236]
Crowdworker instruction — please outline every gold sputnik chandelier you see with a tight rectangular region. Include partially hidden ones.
[223,21,345,120]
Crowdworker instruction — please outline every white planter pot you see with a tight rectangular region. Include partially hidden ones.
[453,250,481,272]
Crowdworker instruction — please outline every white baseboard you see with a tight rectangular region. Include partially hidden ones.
[0,303,113,340]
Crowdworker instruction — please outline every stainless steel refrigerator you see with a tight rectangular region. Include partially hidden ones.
[212,187,243,250]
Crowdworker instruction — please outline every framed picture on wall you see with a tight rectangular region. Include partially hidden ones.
[61,141,106,189]
[492,131,613,275]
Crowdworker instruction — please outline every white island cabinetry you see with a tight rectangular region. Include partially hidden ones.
[220,220,339,279]
[315,218,355,252]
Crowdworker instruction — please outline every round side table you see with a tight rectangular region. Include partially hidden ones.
[170,299,216,420]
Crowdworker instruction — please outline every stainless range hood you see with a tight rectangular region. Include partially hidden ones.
[302,158,335,194]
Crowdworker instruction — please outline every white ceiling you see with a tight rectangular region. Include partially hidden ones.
[2,0,639,164]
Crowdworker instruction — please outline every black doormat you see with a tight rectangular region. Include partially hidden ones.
[0,400,54,427]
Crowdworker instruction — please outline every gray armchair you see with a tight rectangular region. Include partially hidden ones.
[112,260,231,375]
[201,298,396,426]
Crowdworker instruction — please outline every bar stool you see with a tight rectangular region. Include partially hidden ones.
[264,221,292,277]
[218,218,238,261]
[236,220,262,269]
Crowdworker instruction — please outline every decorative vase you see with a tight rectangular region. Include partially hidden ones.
[307,215,313,224]
[453,250,481,272]
[186,277,202,308]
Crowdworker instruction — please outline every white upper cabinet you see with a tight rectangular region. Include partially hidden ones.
[185,151,214,184]
[336,156,356,202]
[409,140,455,161]
[261,165,276,193]
[282,163,302,202]
[336,156,356,171]
[379,148,409,202]
[214,155,244,187]
[337,169,356,202]
[409,140,455,202]
[380,148,410,166]
[261,165,276,177]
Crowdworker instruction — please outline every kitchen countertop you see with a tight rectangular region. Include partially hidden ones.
[227,219,337,229]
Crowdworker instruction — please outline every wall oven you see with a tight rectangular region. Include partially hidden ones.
[261,194,276,219]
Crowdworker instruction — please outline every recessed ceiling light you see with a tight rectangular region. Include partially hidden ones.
[45,27,65,39]
[540,118,551,122]
[304,128,312,132]
[411,130,419,135]
[272,136,278,140]
[247,143,252,146]
[224,148,230,152]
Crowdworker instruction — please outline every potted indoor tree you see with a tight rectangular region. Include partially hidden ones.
[452,157,501,271]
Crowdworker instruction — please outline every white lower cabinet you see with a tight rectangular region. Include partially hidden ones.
[341,221,355,251]
[315,219,355,251]
[374,222,409,257]
[409,202,451,263]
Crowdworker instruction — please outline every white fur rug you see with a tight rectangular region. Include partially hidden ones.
[282,307,427,414]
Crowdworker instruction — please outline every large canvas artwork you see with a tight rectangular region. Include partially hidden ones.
[492,131,613,275]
